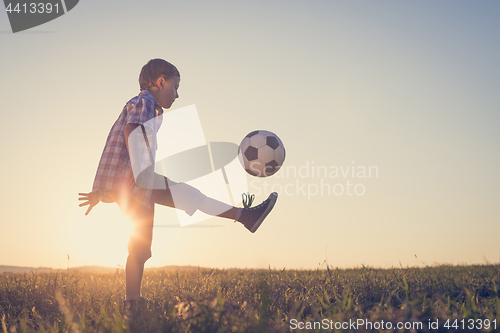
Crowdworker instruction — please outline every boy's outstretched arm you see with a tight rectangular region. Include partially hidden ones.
[78,123,151,216]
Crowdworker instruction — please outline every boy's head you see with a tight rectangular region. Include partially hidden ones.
[139,59,180,109]
[139,59,180,92]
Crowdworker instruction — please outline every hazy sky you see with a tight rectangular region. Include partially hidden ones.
[1,0,499,270]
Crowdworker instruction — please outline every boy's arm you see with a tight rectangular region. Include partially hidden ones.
[78,123,155,216]
[79,123,163,215]
[124,123,165,189]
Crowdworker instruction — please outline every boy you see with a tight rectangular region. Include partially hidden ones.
[78,59,277,311]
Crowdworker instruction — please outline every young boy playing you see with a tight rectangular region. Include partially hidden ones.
[78,59,277,311]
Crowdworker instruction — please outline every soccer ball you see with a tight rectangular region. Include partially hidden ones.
[238,130,286,177]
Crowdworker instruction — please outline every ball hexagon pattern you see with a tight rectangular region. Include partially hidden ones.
[238,130,286,177]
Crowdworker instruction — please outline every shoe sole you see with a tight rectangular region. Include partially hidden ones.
[250,192,278,233]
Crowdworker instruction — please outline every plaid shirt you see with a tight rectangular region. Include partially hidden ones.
[92,90,163,208]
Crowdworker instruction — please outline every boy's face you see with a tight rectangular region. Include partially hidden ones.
[155,75,180,109]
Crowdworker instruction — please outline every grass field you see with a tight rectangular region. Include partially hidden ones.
[1,264,500,332]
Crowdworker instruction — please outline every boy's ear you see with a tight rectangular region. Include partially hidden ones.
[154,76,165,89]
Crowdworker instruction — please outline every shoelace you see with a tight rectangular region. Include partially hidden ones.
[242,193,255,208]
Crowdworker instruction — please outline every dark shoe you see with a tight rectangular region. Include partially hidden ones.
[123,297,150,317]
[237,192,278,233]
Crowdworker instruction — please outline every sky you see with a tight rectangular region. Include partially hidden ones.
[0,0,499,270]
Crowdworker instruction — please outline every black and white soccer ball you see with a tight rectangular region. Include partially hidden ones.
[238,130,286,177]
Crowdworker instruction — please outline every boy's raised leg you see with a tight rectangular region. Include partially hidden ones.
[152,177,278,232]
[152,177,240,219]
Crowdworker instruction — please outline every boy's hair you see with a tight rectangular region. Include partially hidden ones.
[139,59,180,91]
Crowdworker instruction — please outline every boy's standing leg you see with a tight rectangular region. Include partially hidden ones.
[114,192,155,300]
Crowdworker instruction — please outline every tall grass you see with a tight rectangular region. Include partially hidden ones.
[1,265,499,332]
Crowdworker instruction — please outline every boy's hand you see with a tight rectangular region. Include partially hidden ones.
[78,191,101,215]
